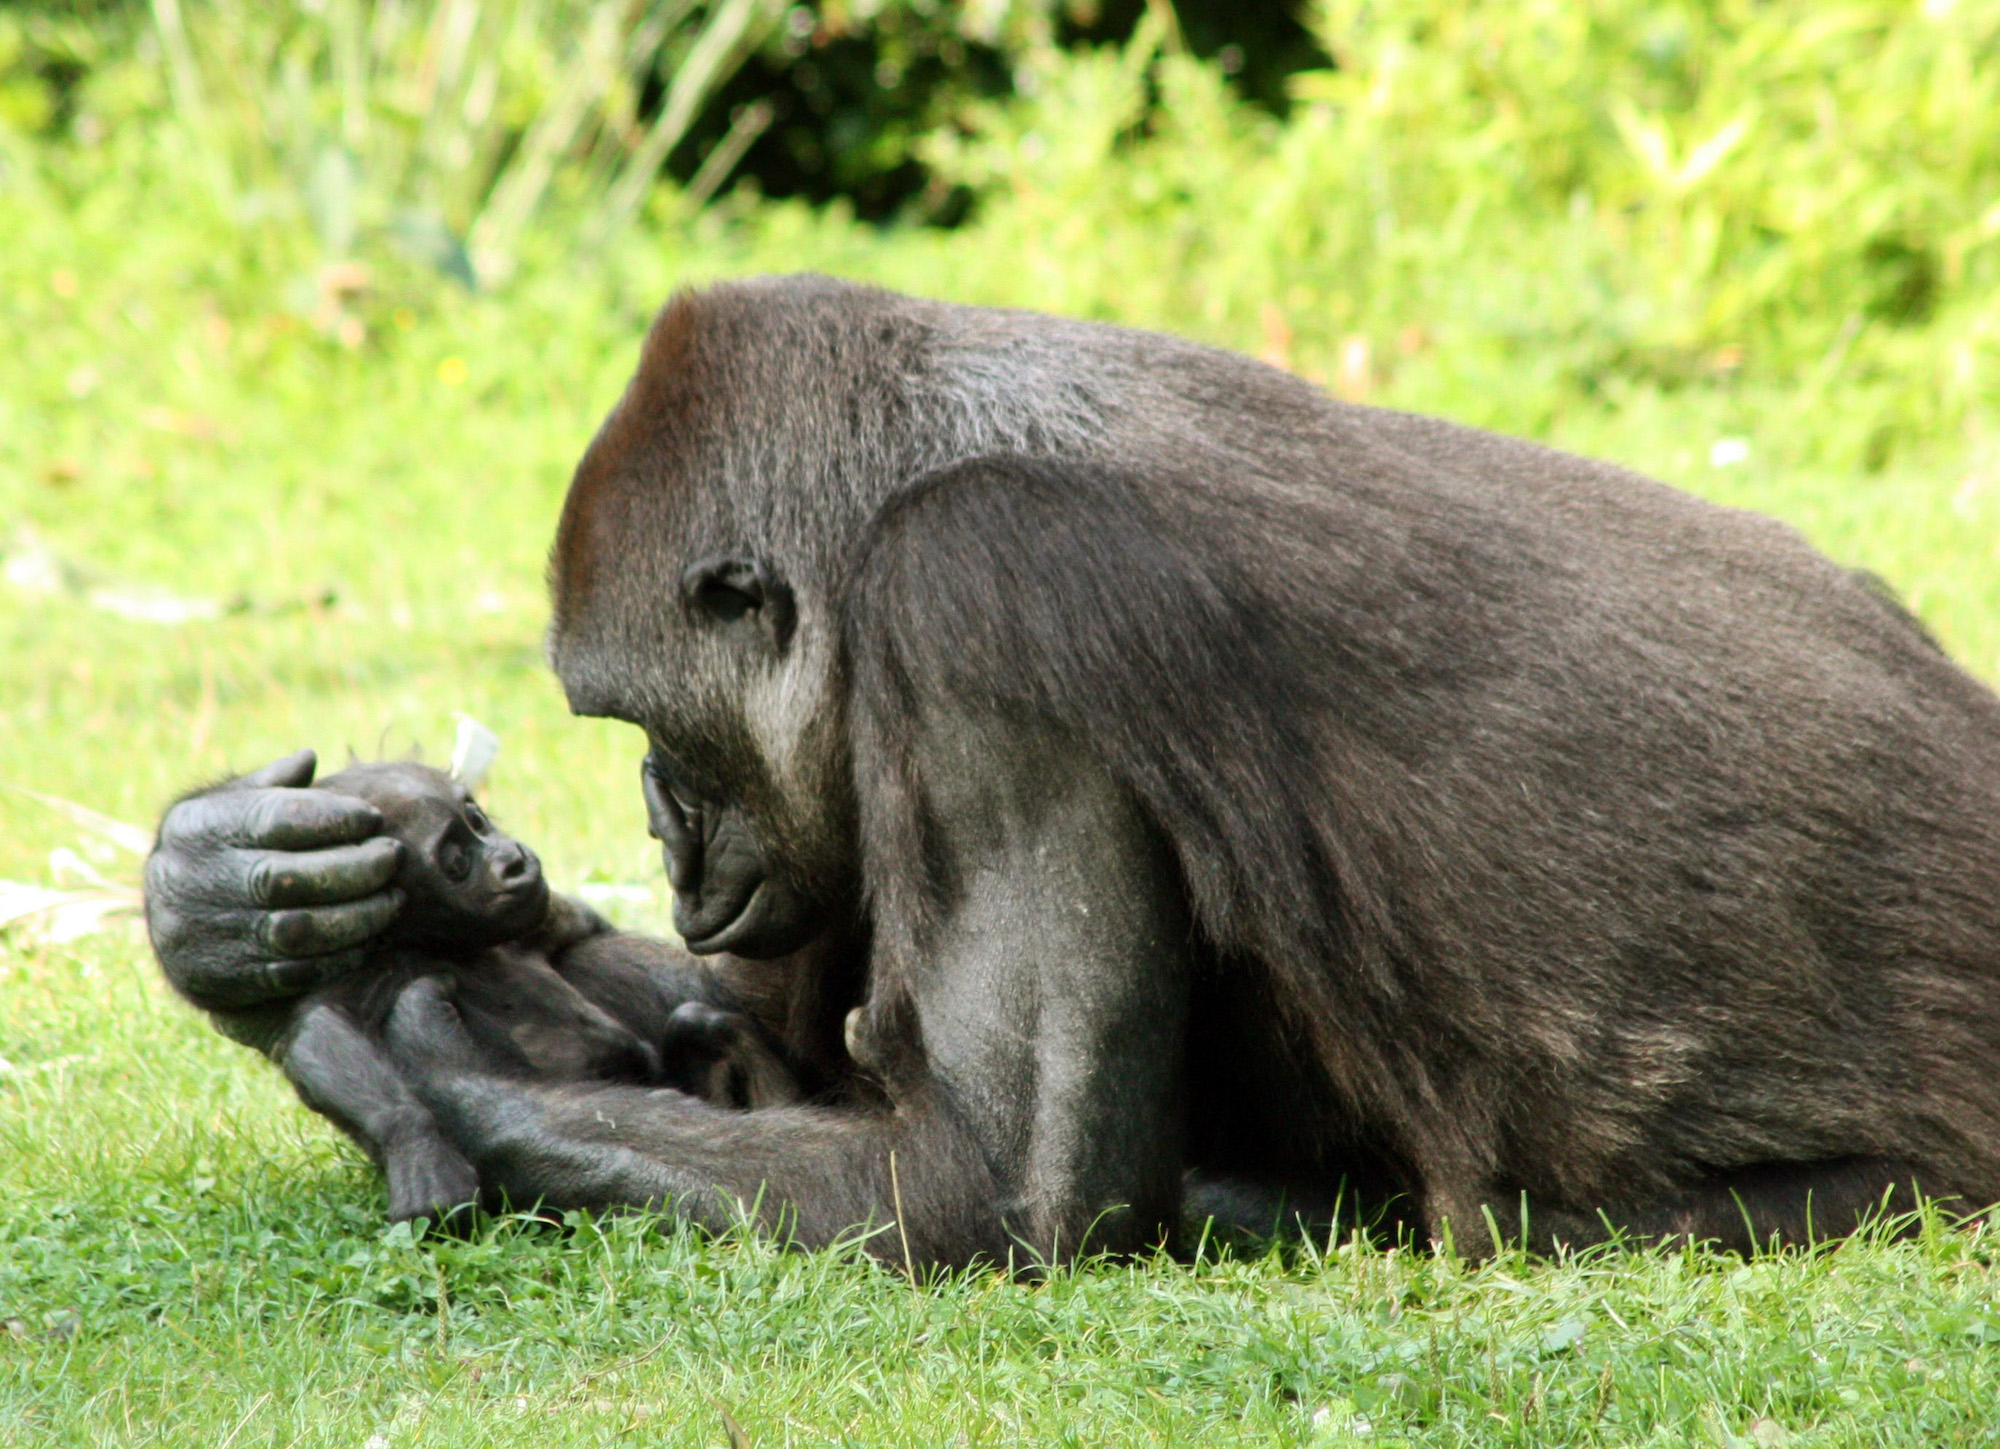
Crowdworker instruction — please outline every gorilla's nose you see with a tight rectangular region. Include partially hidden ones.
[493,840,537,887]
[641,755,701,893]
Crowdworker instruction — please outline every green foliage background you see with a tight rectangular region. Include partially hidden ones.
[4,2,2000,1444]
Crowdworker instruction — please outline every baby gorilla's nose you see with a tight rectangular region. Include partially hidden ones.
[492,841,537,887]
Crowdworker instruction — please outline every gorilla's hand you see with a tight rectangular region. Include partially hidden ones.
[144,750,405,1018]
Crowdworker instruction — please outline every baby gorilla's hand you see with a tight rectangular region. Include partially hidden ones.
[383,976,489,1082]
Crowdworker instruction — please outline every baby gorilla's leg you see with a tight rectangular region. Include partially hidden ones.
[277,998,479,1223]
[660,1001,804,1109]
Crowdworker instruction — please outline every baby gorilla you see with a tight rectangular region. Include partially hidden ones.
[272,762,799,1223]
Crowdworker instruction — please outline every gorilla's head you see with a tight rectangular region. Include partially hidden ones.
[544,282,876,958]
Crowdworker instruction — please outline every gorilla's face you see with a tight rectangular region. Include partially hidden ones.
[546,291,872,960]
[549,530,852,960]
[317,762,550,950]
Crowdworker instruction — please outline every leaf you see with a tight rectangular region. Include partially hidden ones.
[717,1404,752,1449]
[1540,1315,1588,1354]
[0,784,153,854]
[1678,112,1755,190]
[1610,99,1675,186]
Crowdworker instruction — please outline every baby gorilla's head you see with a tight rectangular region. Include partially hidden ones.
[316,761,549,950]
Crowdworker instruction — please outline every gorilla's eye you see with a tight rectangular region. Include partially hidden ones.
[437,833,473,882]
[692,578,757,622]
[681,554,796,649]
[462,801,490,833]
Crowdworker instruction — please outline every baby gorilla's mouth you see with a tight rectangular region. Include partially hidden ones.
[492,874,551,933]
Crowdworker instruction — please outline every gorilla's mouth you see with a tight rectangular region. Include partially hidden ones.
[676,876,773,955]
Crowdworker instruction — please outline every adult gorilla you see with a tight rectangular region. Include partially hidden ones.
[146,276,2000,1264]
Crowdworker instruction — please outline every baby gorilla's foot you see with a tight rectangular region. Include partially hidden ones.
[384,1136,481,1227]
[659,1001,802,1109]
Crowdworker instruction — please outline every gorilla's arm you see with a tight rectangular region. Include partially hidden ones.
[387,717,1192,1268]
[144,751,729,1056]
[387,975,1006,1262]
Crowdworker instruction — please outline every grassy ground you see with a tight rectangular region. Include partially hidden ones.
[8,125,2000,1449]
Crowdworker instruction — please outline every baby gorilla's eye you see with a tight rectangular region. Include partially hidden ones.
[437,837,473,881]
[462,802,490,833]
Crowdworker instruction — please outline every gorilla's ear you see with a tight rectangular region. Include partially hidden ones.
[680,554,796,651]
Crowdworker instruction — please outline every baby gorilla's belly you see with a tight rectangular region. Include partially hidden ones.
[446,948,664,1084]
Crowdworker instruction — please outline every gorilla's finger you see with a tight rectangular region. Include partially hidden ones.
[159,785,383,853]
[641,761,699,891]
[238,749,318,791]
[667,1000,739,1044]
[242,789,385,851]
[260,950,368,999]
[170,947,369,1010]
[248,837,403,907]
[256,889,404,957]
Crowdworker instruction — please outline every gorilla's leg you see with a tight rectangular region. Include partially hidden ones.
[277,1000,478,1223]
[1488,1158,1937,1256]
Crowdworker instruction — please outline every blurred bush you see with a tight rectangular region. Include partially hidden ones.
[0,0,1326,225]
[2,0,1995,469]
[133,0,800,285]
[674,0,1322,220]
[924,0,2000,468]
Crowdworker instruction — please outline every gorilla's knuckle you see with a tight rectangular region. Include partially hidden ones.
[157,793,225,848]
[246,792,306,841]
[141,848,183,904]
[142,897,190,953]
[244,855,280,905]
[153,806,192,848]
[255,910,304,956]
[263,956,333,997]
[667,1001,733,1039]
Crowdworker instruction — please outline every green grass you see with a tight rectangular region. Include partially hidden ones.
[7,937,2000,1446]
[9,38,2000,1447]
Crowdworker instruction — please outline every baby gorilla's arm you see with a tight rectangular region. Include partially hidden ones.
[516,891,620,956]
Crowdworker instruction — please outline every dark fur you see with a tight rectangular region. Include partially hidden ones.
[272,763,803,1221]
[374,275,2000,1262]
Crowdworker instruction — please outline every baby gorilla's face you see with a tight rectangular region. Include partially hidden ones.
[317,761,550,950]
